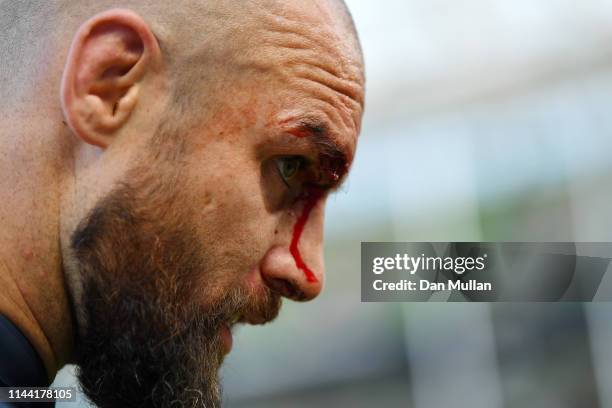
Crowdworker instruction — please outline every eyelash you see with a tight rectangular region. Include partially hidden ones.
[273,155,342,200]
[276,156,309,188]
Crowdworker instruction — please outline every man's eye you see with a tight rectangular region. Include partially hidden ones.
[275,156,304,186]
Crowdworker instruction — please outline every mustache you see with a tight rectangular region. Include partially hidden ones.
[202,284,283,330]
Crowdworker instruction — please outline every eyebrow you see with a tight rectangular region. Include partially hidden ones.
[284,118,351,160]
[283,118,352,187]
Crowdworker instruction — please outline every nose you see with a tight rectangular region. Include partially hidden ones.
[260,245,324,301]
[260,192,326,301]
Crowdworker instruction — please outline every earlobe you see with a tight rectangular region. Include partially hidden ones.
[60,9,162,148]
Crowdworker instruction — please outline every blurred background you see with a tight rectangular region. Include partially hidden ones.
[53,0,612,406]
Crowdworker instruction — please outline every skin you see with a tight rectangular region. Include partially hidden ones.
[0,0,364,402]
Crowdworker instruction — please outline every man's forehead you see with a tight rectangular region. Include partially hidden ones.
[225,1,364,94]
[260,1,364,87]
[235,1,364,141]
[183,0,364,151]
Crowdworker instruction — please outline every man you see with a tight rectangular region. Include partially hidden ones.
[0,0,364,406]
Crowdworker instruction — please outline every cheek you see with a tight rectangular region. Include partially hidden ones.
[178,150,277,281]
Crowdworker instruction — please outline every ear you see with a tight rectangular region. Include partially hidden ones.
[60,9,163,148]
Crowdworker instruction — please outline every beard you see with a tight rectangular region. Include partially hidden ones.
[69,138,281,407]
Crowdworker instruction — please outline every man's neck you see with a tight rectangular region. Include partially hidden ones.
[0,107,76,382]
[0,246,75,382]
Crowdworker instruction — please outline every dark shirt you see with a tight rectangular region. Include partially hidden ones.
[0,314,54,407]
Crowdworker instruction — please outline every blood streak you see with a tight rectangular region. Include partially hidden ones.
[290,188,323,283]
[285,125,321,283]
[285,124,347,283]
[287,128,311,138]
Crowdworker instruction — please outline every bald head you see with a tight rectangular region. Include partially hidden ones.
[0,0,363,112]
